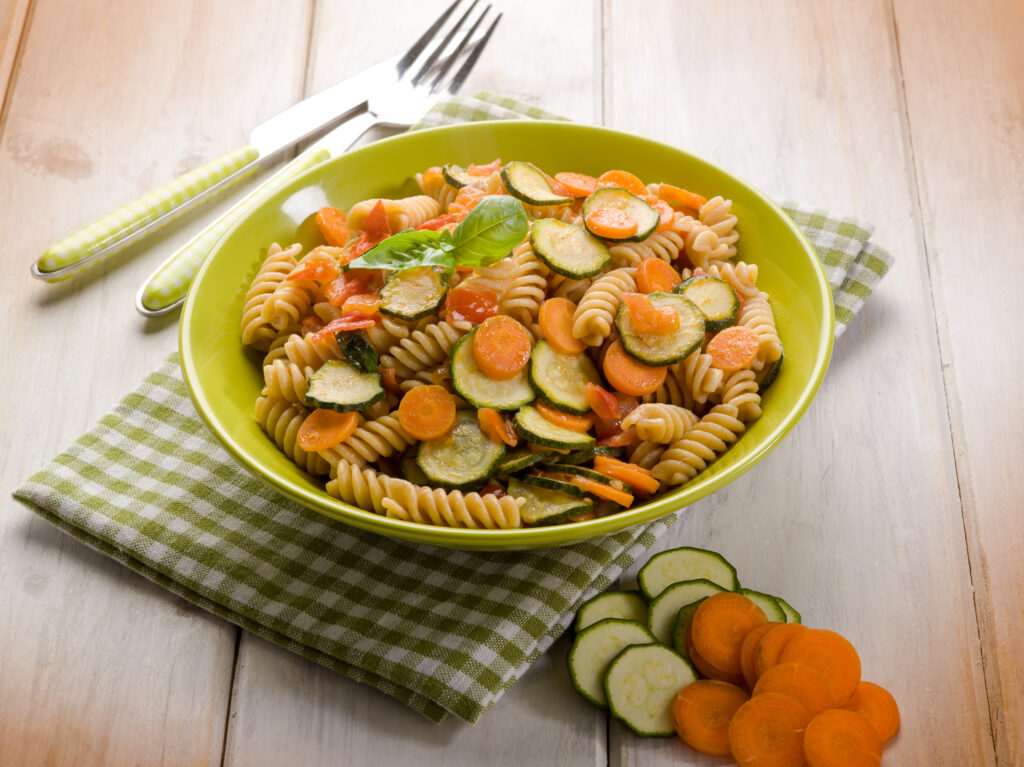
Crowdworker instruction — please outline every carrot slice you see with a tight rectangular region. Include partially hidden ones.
[688,633,747,686]
[658,183,707,211]
[622,292,680,334]
[648,198,675,232]
[478,407,518,447]
[536,400,594,432]
[397,385,457,441]
[673,680,750,757]
[635,257,681,293]
[554,171,598,197]
[341,293,382,316]
[842,682,900,744]
[595,428,638,447]
[585,207,639,239]
[803,708,883,767]
[780,629,862,708]
[729,692,811,767]
[596,169,648,195]
[539,297,587,354]
[741,622,783,689]
[691,592,769,675]
[584,382,620,420]
[602,340,668,396]
[755,624,810,681]
[315,206,350,246]
[753,662,833,718]
[706,326,761,372]
[472,315,532,380]
[296,409,359,452]
[592,456,660,495]
[566,476,634,507]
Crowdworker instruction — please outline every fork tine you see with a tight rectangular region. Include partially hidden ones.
[427,5,490,92]
[411,0,480,86]
[435,11,501,96]
[396,0,464,76]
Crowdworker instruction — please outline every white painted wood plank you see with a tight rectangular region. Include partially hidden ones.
[222,2,606,764]
[894,0,1024,763]
[0,0,313,764]
[0,0,30,116]
[604,1,993,765]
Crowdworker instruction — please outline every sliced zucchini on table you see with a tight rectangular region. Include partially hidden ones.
[776,595,802,624]
[514,406,595,451]
[530,218,610,278]
[521,473,585,497]
[604,644,697,736]
[441,163,477,189]
[638,546,740,600]
[415,410,505,491]
[738,588,787,623]
[615,292,706,366]
[379,266,449,321]
[450,331,535,410]
[582,188,659,242]
[529,339,601,414]
[674,274,739,332]
[567,618,657,708]
[671,597,708,660]
[648,578,727,644]
[508,476,592,526]
[575,591,648,633]
[501,161,573,207]
[304,359,384,413]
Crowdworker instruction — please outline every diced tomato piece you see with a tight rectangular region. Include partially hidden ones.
[468,158,502,176]
[480,480,507,497]
[417,211,468,231]
[584,382,620,421]
[288,254,339,283]
[312,314,376,340]
[341,294,382,316]
[595,428,638,447]
[363,199,392,244]
[445,286,499,323]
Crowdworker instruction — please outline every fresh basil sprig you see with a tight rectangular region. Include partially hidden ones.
[345,195,528,272]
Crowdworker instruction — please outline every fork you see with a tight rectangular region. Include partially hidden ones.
[134,3,499,317]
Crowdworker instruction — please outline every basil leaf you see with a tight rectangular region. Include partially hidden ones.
[346,230,455,271]
[449,195,529,267]
[335,332,379,373]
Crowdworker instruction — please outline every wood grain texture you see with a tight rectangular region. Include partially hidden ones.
[604,1,993,765]
[0,0,312,764]
[894,0,1024,763]
[0,0,30,118]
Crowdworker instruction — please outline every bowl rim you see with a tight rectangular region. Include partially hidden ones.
[179,119,835,549]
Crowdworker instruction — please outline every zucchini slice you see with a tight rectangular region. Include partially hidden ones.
[638,546,740,600]
[615,292,706,366]
[450,332,535,410]
[521,473,585,497]
[674,275,739,332]
[379,266,449,321]
[495,448,554,475]
[647,579,727,644]
[304,359,384,413]
[557,445,624,465]
[441,163,476,189]
[575,591,648,633]
[415,411,505,491]
[539,463,625,489]
[508,476,592,526]
[501,161,573,207]
[529,339,601,415]
[530,219,610,279]
[567,618,657,708]
[400,455,430,485]
[738,588,787,623]
[582,188,659,242]
[776,596,802,624]
[514,406,595,451]
[671,597,707,660]
[604,644,697,736]
[757,351,784,393]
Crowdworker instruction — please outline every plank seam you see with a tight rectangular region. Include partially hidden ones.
[0,0,36,141]
[219,627,243,767]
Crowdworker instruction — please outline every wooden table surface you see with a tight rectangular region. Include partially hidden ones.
[1,1,1021,764]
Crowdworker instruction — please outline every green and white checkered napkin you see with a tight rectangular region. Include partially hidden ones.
[13,93,891,724]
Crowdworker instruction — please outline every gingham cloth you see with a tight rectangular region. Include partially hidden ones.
[13,94,891,724]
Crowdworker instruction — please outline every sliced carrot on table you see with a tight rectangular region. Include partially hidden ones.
[753,662,834,718]
[592,455,660,495]
[780,629,862,708]
[622,292,680,334]
[296,409,359,452]
[728,692,811,767]
[691,592,769,675]
[566,476,634,507]
[397,385,457,441]
[585,207,639,239]
[596,169,648,195]
[472,315,532,380]
[803,708,883,767]
[315,206,350,246]
[673,680,750,757]
[658,183,707,211]
[706,325,761,372]
[755,623,810,681]
[602,340,668,396]
[635,257,681,293]
[478,407,518,447]
[536,400,594,432]
[842,681,900,744]
[554,171,598,197]
[741,622,783,689]
[688,632,748,686]
[539,297,588,354]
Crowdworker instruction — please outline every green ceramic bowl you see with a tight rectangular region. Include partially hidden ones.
[180,121,833,550]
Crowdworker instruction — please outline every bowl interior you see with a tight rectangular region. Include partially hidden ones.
[180,121,833,550]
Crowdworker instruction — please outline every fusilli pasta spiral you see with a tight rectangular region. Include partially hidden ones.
[571,267,636,346]
[652,404,745,486]
[318,411,414,472]
[241,243,301,350]
[719,369,762,422]
[621,403,700,444]
[698,196,739,258]
[738,291,782,370]
[254,395,331,476]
